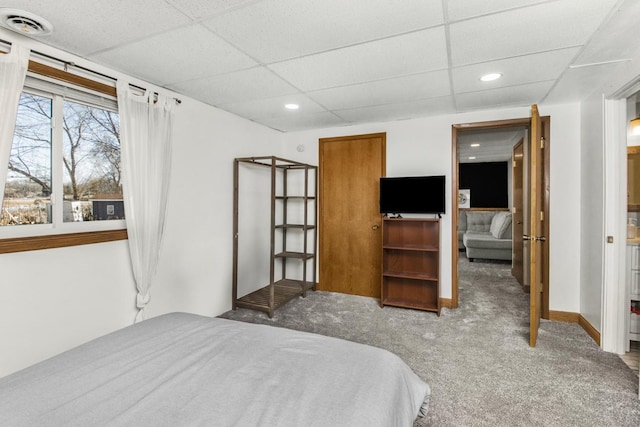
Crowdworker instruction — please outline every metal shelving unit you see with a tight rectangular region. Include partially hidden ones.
[232,156,317,317]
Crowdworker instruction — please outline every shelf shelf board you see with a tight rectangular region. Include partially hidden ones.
[275,251,315,260]
[383,271,438,281]
[275,224,316,230]
[275,196,316,200]
[383,244,438,252]
[235,279,315,314]
[381,297,440,314]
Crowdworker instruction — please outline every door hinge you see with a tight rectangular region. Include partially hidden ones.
[540,137,545,149]
[540,211,544,222]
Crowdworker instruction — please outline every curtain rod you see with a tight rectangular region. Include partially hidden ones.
[1,39,182,104]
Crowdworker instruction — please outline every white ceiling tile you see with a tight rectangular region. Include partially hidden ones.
[165,0,261,20]
[449,0,619,66]
[452,47,580,94]
[458,128,526,163]
[543,62,628,104]
[268,28,448,91]
[455,81,554,111]
[571,0,640,66]
[203,0,444,63]
[169,67,299,105]
[308,70,451,111]
[335,97,455,123]
[257,111,348,132]
[0,0,192,55]
[219,94,326,120]
[446,0,548,21]
[91,25,257,86]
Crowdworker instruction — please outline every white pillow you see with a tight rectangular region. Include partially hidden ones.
[490,212,512,239]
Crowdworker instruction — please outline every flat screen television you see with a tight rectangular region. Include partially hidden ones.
[379,175,445,214]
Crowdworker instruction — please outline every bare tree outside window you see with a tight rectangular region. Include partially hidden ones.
[1,93,52,226]
[1,92,124,226]
[62,100,123,222]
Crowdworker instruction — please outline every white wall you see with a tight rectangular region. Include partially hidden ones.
[0,31,284,377]
[0,242,135,377]
[147,98,284,319]
[280,103,582,311]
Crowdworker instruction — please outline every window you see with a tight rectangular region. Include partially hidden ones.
[1,71,126,242]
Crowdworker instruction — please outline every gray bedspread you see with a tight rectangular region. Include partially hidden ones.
[0,312,429,426]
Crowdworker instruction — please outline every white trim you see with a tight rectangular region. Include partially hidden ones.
[601,98,628,354]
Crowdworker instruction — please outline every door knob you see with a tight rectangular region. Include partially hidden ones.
[372,224,380,230]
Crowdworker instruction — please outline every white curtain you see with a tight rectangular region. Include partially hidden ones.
[117,80,175,323]
[0,44,30,209]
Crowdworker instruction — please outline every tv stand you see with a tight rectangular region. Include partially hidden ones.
[381,217,440,315]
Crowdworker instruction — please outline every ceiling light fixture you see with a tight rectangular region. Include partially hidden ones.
[631,116,640,136]
[480,73,502,82]
[285,103,299,110]
[468,156,476,160]
[470,143,480,147]
[0,9,53,36]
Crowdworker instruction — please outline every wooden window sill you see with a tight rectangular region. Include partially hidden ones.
[0,229,128,254]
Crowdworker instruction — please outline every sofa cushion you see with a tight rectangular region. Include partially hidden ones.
[463,231,512,250]
[458,210,467,231]
[490,211,512,239]
[465,211,495,233]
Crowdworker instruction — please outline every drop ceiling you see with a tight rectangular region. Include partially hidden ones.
[1,0,639,132]
[458,127,527,163]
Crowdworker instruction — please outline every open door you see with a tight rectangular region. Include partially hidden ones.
[528,105,545,347]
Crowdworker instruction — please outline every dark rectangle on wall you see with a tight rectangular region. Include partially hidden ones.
[459,162,508,208]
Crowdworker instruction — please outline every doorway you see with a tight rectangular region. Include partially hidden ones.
[451,115,550,342]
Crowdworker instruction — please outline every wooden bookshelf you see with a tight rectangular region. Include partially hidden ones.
[381,217,440,315]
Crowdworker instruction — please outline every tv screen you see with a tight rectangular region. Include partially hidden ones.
[379,175,445,214]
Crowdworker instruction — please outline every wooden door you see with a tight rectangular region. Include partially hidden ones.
[319,133,386,298]
[529,105,544,347]
[512,139,525,287]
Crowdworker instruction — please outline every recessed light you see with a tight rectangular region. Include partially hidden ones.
[470,143,480,147]
[284,103,299,110]
[480,73,502,82]
[468,156,476,160]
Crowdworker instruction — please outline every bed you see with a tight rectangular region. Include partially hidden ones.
[0,312,429,426]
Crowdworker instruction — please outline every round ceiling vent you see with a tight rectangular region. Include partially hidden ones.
[0,9,53,36]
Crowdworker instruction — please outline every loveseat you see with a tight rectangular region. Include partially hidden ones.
[458,210,512,262]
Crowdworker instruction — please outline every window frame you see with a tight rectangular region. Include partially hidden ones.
[0,60,127,253]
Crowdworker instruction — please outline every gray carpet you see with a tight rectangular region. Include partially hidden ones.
[220,255,640,426]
